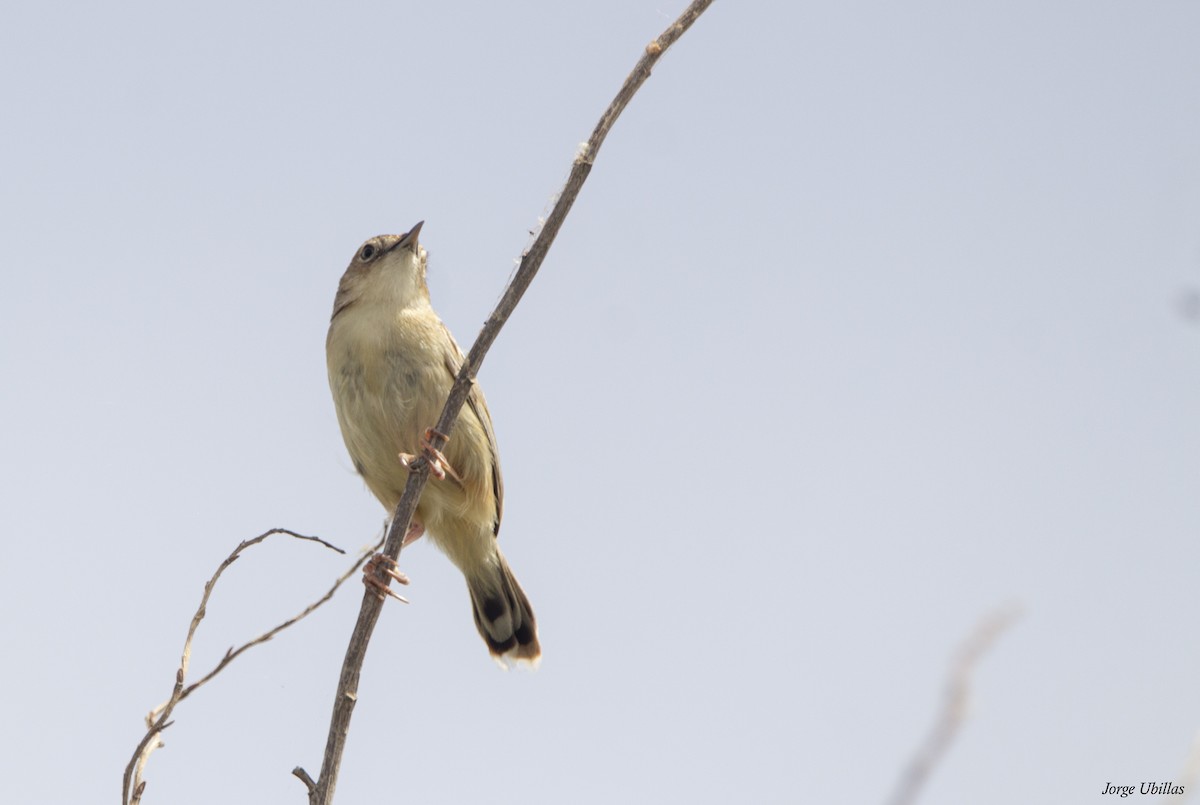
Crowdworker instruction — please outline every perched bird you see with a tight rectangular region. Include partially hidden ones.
[326,221,539,665]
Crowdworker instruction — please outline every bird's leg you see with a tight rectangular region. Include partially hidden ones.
[398,427,462,483]
[401,517,425,546]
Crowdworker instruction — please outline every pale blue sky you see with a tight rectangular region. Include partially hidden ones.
[2,2,1199,803]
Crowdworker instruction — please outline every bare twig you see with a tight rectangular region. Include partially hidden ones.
[122,528,359,805]
[175,542,376,703]
[296,2,716,802]
[885,607,1020,805]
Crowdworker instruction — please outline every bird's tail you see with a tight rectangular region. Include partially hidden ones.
[467,552,540,666]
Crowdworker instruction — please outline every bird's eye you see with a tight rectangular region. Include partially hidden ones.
[359,243,377,261]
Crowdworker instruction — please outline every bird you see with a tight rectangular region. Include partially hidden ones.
[326,221,539,665]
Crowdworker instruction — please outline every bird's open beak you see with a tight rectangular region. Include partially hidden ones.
[394,220,425,252]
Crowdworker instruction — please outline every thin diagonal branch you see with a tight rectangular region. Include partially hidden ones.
[885,606,1021,805]
[122,528,356,805]
[297,3,716,803]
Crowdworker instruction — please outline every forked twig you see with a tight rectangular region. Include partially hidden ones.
[294,2,716,802]
[122,528,366,805]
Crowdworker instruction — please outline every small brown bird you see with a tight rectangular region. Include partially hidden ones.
[326,222,539,665]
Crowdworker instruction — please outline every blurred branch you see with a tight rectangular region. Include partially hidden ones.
[1178,287,1200,325]
[885,606,1020,805]
[122,528,363,805]
[1159,732,1200,804]
[295,2,716,803]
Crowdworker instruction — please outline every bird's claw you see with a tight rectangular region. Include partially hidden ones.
[398,427,461,483]
[363,553,410,603]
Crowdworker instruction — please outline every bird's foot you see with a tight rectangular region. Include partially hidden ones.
[363,553,410,603]
[398,427,461,483]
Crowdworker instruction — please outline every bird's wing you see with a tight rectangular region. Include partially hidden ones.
[440,322,504,535]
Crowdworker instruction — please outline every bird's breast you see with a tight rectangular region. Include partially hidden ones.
[328,308,449,494]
